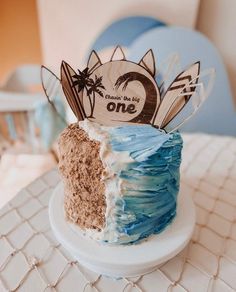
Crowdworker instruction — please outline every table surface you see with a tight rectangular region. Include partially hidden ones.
[0,133,236,292]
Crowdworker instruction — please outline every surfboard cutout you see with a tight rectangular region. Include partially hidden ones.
[60,61,86,121]
[164,67,216,133]
[41,66,67,125]
[152,62,200,129]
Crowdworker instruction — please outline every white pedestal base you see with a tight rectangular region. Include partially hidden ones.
[49,183,195,278]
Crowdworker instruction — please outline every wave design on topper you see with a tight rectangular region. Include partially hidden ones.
[41,46,215,132]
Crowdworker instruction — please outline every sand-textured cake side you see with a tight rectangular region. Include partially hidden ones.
[58,123,106,230]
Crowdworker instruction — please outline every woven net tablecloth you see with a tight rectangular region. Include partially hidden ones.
[0,133,236,292]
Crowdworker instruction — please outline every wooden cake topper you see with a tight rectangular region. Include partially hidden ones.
[41,46,215,132]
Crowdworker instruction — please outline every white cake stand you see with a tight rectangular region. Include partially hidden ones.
[49,183,195,278]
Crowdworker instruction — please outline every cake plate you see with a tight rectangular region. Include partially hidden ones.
[49,183,195,278]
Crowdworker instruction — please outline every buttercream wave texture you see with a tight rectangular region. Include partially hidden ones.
[107,125,183,244]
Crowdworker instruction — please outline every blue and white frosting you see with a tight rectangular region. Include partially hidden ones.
[79,119,183,245]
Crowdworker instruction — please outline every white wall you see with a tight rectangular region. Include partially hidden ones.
[197,0,236,104]
[37,0,200,75]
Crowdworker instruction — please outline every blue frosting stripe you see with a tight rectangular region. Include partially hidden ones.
[107,125,183,244]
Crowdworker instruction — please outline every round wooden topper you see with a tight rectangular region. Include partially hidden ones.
[82,60,159,126]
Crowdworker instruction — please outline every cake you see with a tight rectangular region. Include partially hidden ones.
[58,119,183,245]
[42,46,212,246]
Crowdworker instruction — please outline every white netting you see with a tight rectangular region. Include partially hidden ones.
[0,133,236,292]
